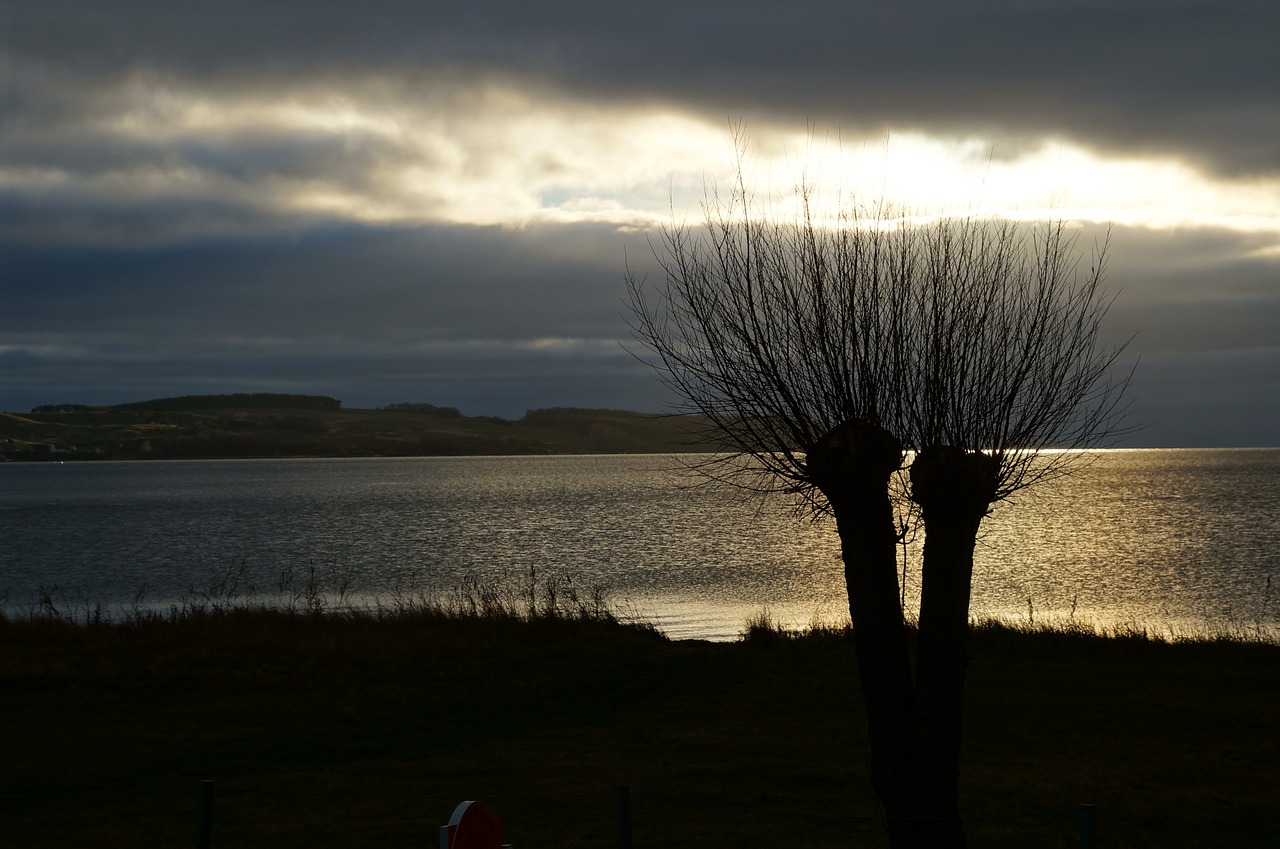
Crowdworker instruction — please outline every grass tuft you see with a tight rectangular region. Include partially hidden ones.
[4,565,649,635]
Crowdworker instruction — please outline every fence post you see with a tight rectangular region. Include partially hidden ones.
[196,780,214,849]
[1079,803,1096,849]
[613,785,633,849]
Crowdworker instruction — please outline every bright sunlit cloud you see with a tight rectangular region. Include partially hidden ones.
[5,70,1280,243]
[740,131,1280,234]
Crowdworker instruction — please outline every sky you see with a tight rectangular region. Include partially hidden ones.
[2,1,1277,447]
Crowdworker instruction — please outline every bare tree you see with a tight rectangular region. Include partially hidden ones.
[626,151,1132,849]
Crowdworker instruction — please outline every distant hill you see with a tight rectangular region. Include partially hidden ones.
[110,393,343,412]
[2,397,723,461]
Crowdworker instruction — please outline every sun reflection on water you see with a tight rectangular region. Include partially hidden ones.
[1,449,1275,641]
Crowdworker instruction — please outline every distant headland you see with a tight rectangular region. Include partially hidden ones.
[1,393,722,461]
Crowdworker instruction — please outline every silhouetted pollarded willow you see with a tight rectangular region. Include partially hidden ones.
[626,135,1132,849]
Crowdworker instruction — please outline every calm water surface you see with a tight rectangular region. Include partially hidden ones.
[1,450,1276,640]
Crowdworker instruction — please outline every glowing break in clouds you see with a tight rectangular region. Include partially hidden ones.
[5,70,1280,243]
[738,131,1280,235]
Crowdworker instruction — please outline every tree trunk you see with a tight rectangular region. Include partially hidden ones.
[906,446,1001,849]
[812,430,1004,849]
[808,421,919,846]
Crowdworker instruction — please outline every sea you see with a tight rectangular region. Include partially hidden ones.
[1,449,1276,641]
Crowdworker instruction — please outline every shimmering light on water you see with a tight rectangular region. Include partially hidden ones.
[1,450,1276,641]
[971,449,1280,634]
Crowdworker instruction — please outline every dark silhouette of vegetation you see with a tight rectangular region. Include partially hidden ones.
[110,392,343,411]
[1,404,722,460]
[627,141,1132,848]
[29,403,96,414]
[378,402,463,417]
[3,604,1275,849]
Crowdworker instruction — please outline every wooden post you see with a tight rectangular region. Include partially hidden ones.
[196,780,214,849]
[1079,803,1096,849]
[613,785,633,849]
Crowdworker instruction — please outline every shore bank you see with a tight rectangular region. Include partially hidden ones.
[3,607,1277,848]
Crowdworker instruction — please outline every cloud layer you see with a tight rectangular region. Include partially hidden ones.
[12,1,1279,177]
[3,1,1278,445]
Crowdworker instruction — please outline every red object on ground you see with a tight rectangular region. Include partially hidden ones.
[440,800,504,849]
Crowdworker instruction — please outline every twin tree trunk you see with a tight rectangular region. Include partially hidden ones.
[810,424,999,849]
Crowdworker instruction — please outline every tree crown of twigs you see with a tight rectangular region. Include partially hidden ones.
[625,151,1134,510]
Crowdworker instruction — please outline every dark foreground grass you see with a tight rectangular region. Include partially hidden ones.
[3,607,1278,849]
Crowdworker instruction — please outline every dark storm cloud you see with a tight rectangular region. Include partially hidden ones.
[0,221,661,416]
[1122,346,1278,448]
[2,222,633,341]
[1103,227,1280,350]
[3,219,1276,443]
[1093,226,1280,446]
[0,190,315,248]
[9,0,1279,179]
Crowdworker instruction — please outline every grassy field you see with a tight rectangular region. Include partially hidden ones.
[3,603,1278,849]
